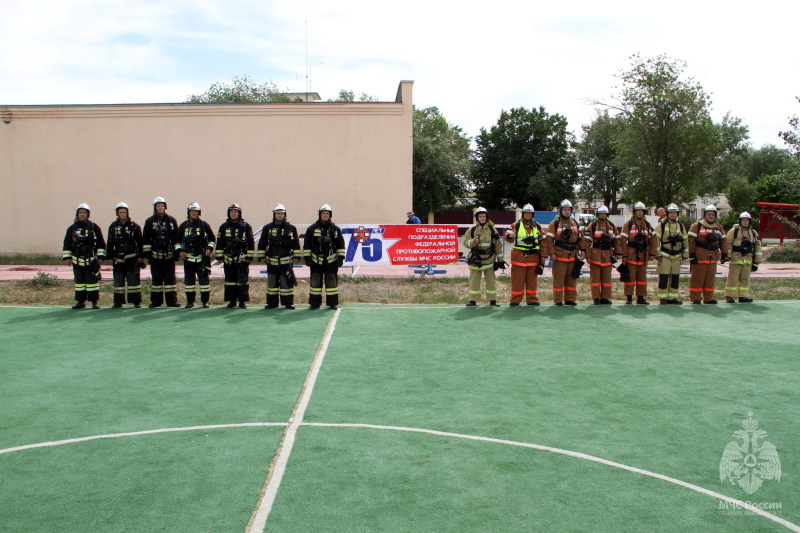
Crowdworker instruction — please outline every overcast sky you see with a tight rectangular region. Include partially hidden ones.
[2,0,797,148]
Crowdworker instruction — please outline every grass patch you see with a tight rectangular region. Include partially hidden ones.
[0,254,64,265]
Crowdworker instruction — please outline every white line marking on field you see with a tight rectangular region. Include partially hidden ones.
[0,423,288,455]
[302,423,800,532]
[246,308,341,533]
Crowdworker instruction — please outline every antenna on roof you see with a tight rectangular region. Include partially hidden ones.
[298,17,321,94]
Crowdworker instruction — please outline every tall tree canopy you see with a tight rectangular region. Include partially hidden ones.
[472,106,577,210]
[779,96,800,156]
[576,110,627,212]
[186,75,295,103]
[412,107,472,217]
[597,54,747,208]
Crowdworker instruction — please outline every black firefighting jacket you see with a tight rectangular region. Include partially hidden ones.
[63,220,106,267]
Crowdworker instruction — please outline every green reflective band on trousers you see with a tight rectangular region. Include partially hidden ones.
[468,264,494,271]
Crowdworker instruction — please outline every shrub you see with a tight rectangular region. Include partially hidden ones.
[765,244,800,263]
[24,272,62,289]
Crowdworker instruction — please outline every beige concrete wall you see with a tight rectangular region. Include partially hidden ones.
[0,81,413,254]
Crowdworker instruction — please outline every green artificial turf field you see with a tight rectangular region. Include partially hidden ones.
[1,303,798,532]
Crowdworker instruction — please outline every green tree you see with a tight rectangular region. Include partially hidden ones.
[575,110,627,212]
[472,107,577,210]
[186,75,296,103]
[327,89,377,102]
[707,144,794,213]
[412,107,472,218]
[779,96,800,156]
[753,169,800,205]
[597,54,747,208]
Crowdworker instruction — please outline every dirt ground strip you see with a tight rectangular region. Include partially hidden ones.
[2,261,799,281]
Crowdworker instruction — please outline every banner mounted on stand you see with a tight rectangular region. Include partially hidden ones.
[341,224,459,265]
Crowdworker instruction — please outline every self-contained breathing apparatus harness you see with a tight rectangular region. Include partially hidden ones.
[467,224,500,268]
[224,222,251,260]
[659,219,686,256]
[553,218,579,252]
[589,220,617,250]
[731,225,757,256]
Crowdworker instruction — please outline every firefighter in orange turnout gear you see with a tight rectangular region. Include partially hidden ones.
[688,205,729,304]
[546,200,582,306]
[504,204,546,306]
[582,205,618,305]
[619,202,657,304]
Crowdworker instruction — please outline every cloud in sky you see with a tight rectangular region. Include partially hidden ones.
[1,0,797,148]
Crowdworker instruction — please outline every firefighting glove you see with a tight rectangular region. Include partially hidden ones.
[720,254,729,265]
[336,258,344,268]
[304,257,312,267]
[751,264,759,272]
[536,264,544,276]
[690,257,698,265]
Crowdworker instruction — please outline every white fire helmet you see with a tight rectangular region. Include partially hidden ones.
[597,205,609,214]
[319,204,332,215]
[273,203,286,213]
[76,203,91,215]
[667,203,679,212]
[633,201,646,211]
[187,202,201,215]
[115,202,129,211]
[227,203,242,214]
[152,196,167,206]
[739,211,752,220]
[521,203,535,213]
[474,207,488,219]
[705,205,718,213]
[559,199,573,209]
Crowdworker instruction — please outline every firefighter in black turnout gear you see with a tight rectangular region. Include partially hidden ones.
[258,204,301,309]
[303,204,346,310]
[215,203,254,308]
[142,197,181,307]
[176,202,216,308]
[107,202,145,308]
[63,203,106,309]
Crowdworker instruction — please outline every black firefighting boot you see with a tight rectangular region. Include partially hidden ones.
[509,302,519,307]
[725,297,736,303]
[600,299,612,305]
[594,298,601,305]
[112,293,125,309]
[465,301,477,307]
[739,297,753,303]
[671,299,683,305]
[238,302,247,309]
[626,295,633,305]
[636,296,649,305]
[659,299,669,305]
[166,291,181,307]
[72,301,86,309]
[692,300,702,304]
[184,292,196,309]
[489,300,500,307]
[227,299,237,308]
[564,301,577,306]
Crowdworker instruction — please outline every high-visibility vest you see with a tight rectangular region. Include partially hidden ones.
[513,221,541,252]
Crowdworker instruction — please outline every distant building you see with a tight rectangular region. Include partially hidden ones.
[0,82,413,254]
